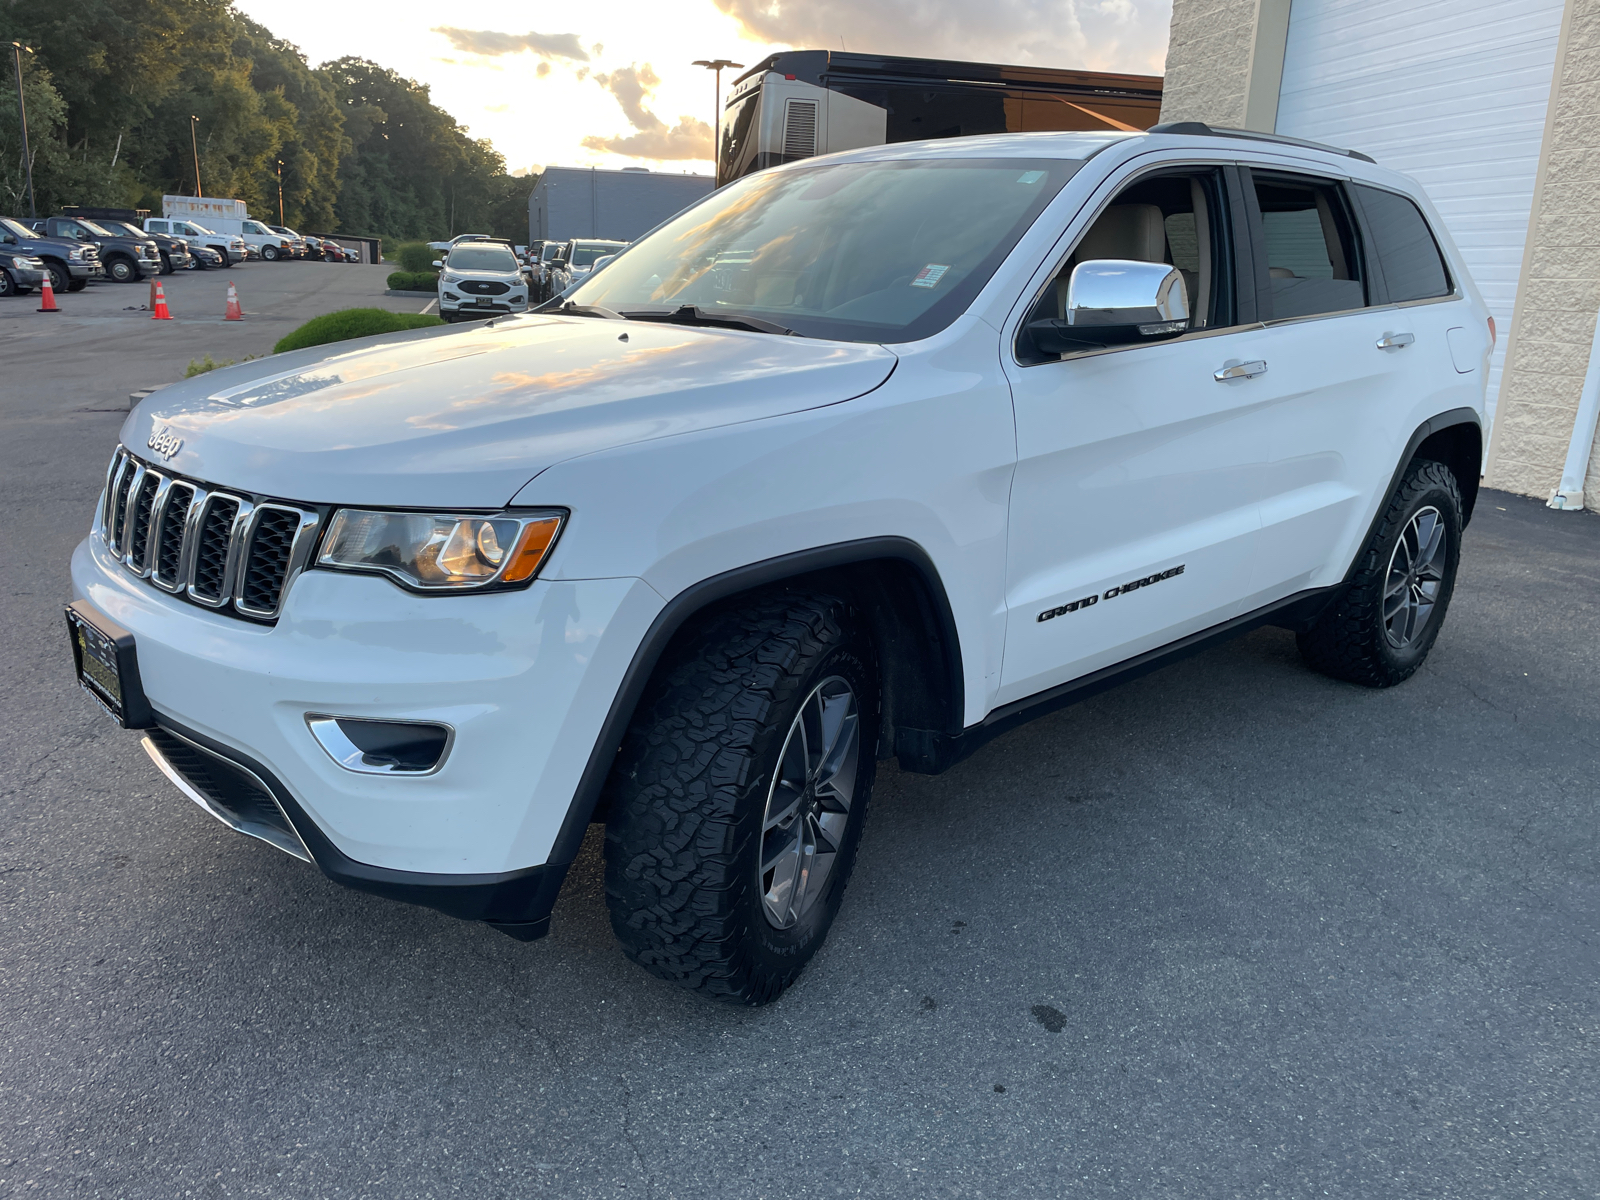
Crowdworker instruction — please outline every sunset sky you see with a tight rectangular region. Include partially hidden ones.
[233,0,1174,176]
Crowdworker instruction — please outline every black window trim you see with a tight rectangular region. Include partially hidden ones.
[1347,180,1458,308]
[1239,164,1380,327]
[1010,160,1257,368]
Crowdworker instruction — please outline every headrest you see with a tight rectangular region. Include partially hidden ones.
[1269,266,1299,278]
[1076,204,1167,264]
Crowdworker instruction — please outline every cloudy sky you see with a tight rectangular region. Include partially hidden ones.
[234,0,1174,176]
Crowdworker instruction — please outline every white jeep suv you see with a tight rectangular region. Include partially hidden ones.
[70,125,1490,1005]
[435,241,529,321]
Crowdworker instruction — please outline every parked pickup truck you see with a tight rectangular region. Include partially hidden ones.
[0,215,102,291]
[27,215,162,283]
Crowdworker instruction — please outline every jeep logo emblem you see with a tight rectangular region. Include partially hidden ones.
[146,425,183,461]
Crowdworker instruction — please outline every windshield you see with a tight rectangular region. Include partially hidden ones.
[569,157,1078,342]
[1,216,36,239]
[446,246,519,272]
[571,242,624,268]
[77,219,118,237]
[541,243,564,262]
[184,222,218,236]
[718,88,763,186]
[244,221,272,235]
[103,221,145,239]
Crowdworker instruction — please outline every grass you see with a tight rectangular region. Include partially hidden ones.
[185,353,261,377]
[273,307,446,354]
[386,270,439,292]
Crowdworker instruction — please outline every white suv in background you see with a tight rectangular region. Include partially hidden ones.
[71,125,1489,1007]
[433,241,529,321]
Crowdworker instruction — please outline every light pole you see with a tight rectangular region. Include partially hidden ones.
[692,59,742,183]
[276,158,285,224]
[8,41,35,218]
[189,115,202,197]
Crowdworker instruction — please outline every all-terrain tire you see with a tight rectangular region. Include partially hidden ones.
[603,592,879,1006]
[1297,457,1463,687]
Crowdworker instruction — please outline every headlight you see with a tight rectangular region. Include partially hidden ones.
[316,509,565,591]
[69,249,87,261]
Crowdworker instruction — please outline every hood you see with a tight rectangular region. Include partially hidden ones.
[123,314,897,508]
[444,267,523,282]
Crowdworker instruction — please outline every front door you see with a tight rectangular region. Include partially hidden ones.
[997,165,1272,707]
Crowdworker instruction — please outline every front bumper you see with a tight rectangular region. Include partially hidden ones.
[441,294,528,316]
[10,266,47,286]
[66,261,102,280]
[71,531,664,931]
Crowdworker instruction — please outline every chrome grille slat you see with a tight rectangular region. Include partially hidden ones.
[102,449,319,623]
[150,481,195,591]
[127,470,164,573]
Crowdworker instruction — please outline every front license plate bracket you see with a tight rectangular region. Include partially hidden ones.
[66,600,156,729]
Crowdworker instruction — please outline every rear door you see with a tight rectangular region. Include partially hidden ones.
[1229,165,1460,601]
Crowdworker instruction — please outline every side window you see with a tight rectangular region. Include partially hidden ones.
[1351,184,1451,303]
[1018,168,1234,363]
[1250,172,1365,320]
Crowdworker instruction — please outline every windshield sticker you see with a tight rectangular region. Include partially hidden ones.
[1017,170,1047,185]
[911,264,951,289]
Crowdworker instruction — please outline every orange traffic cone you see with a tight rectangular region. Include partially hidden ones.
[151,280,173,320]
[37,274,60,313]
[224,281,243,321]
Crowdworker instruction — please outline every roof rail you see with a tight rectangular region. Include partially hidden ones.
[1147,121,1377,165]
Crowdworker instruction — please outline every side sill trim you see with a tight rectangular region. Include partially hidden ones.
[894,585,1338,775]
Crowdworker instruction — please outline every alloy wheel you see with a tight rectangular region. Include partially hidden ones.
[1383,506,1446,649]
[758,675,861,929]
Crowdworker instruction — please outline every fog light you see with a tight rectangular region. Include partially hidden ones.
[307,715,453,775]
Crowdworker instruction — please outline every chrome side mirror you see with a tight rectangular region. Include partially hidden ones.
[1028,259,1190,355]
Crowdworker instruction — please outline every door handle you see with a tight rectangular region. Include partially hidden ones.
[1376,332,1415,350]
[1214,359,1268,381]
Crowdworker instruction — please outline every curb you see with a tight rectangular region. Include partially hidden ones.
[384,289,437,298]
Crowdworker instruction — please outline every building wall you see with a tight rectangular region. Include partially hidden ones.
[1486,0,1600,503]
[1159,0,1260,126]
[1161,0,1600,502]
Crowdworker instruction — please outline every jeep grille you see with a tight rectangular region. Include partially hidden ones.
[100,448,321,623]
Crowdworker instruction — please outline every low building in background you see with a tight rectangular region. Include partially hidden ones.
[527,167,714,246]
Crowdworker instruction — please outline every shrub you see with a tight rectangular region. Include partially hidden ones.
[394,241,438,273]
[273,308,446,354]
[386,270,439,292]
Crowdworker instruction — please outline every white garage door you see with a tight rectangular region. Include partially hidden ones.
[1275,0,1566,431]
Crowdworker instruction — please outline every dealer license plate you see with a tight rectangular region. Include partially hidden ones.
[65,601,155,728]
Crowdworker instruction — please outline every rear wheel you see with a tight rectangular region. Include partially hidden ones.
[604,593,878,1006]
[1297,458,1463,687]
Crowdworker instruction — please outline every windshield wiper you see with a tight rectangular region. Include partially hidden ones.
[619,305,799,337]
[547,300,624,320]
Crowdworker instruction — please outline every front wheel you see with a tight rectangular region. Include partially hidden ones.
[107,256,137,283]
[1298,458,1463,687]
[262,244,280,261]
[0,268,13,297]
[605,593,878,1005]
[44,261,70,292]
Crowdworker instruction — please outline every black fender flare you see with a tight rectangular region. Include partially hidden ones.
[544,536,966,867]
[1346,407,1482,588]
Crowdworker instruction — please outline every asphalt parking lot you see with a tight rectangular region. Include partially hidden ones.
[1,265,1597,1199]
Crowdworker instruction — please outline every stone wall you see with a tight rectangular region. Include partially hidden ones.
[1159,0,1261,126]
[1486,0,1600,503]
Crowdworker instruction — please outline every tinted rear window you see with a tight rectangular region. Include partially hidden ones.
[1353,185,1450,303]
